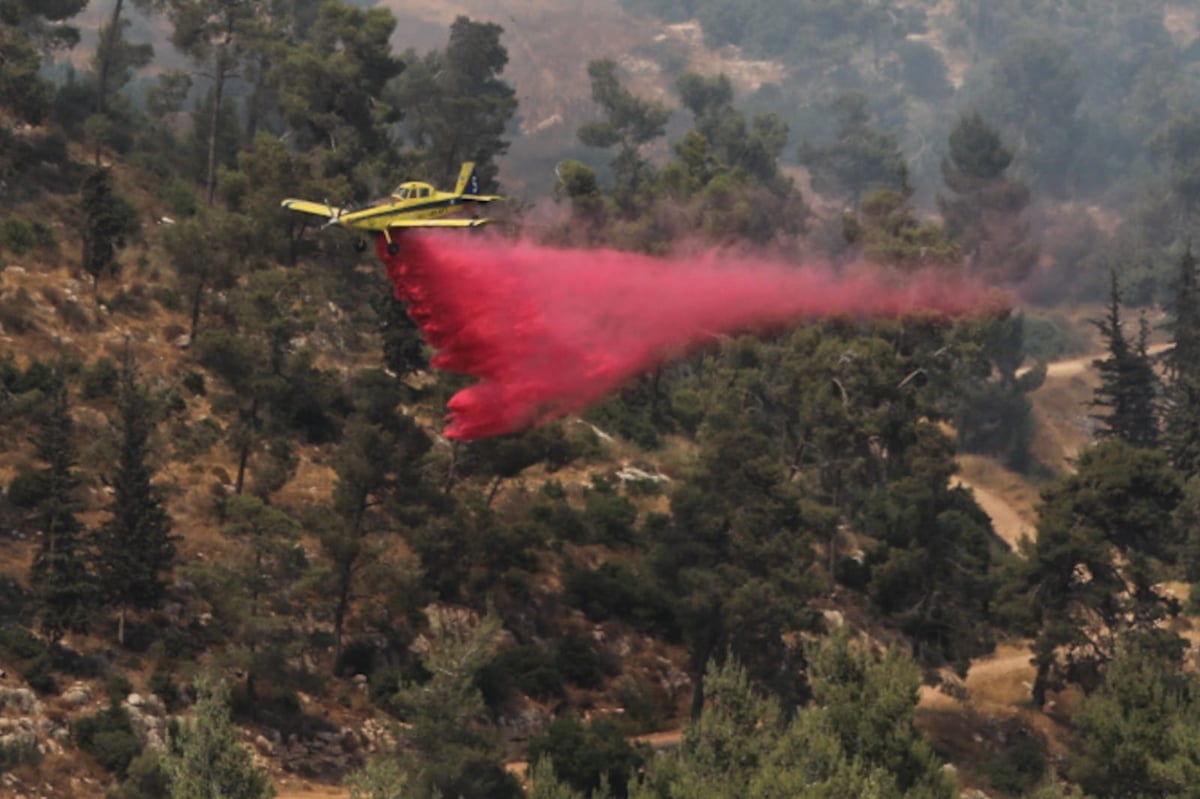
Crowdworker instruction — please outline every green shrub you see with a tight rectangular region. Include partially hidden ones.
[153,287,182,312]
[181,371,206,396]
[158,176,198,217]
[149,669,184,712]
[0,626,47,661]
[530,497,588,543]
[1,217,35,254]
[28,220,55,251]
[976,722,1047,795]
[7,470,49,509]
[0,739,41,773]
[555,634,613,690]
[75,706,142,777]
[478,645,566,706]
[106,673,134,706]
[527,714,644,799]
[107,750,171,799]
[563,563,678,640]
[583,488,639,546]
[615,676,671,734]
[81,357,119,399]
[21,653,57,695]
[160,386,186,415]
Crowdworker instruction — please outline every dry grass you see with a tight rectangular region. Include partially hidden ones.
[916,640,1074,775]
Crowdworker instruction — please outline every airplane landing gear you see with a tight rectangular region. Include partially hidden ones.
[386,241,400,256]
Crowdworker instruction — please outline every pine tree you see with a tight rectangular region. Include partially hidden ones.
[1091,271,1159,448]
[81,166,139,297]
[1164,247,1200,476]
[167,675,272,799]
[30,371,93,641]
[938,112,1036,283]
[576,58,671,203]
[797,92,909,211]
[95,349,176,646]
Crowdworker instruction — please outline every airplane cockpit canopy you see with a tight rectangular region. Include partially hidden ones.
[391,182,434,200]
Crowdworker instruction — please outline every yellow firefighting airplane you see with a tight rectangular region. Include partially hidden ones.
[280,162,501,254]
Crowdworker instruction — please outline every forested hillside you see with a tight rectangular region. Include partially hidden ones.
[5,2,1200,799]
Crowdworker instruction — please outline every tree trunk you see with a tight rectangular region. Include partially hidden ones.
[206,64,227,207]
[188,268,209,340]
[117,605,126,647]
[332,561,353,674]
[234,396,259,496]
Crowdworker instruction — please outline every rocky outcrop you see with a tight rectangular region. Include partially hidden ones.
[0,685,70,757]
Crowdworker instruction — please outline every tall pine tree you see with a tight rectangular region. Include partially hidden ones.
[95,348,176,646]
[30,370,93,641]
[80,166,139,297]
[1091,271,1158,448]
[938,112,1036,283]
[1164,247,1200,476]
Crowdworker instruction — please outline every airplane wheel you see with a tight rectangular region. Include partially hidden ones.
[386,241,400,256]
[354,238,367,253]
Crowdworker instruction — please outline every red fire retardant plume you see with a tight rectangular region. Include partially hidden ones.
[377,232,1005,440]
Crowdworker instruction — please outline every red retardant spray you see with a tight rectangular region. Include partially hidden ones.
[377,232,1006,440]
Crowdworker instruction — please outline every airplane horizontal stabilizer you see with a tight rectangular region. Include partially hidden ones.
[389,218,493,229]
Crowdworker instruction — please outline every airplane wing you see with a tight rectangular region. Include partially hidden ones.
[280,199,345,219]
[460,194,503,203]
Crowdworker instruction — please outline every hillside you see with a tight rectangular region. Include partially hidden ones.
[8,2,1200,798]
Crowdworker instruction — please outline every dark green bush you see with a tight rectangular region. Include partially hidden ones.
[965,719,1047,794]
[21,653,58,695]
[527,714,644,799]
[181,371,206,396]
[75,706,143,776]
[0,626,47,661]
[6,470,48,509]
[555,634,613,690]
[158,176,198,217]
[148,669,183,712]
[478,645,566,706]
[1,217,35,254]
[563,563,678,639]
[530,497,588,543]
[583,488,639,547]
[108,750,171,799]
[106,673,133,706]
[81,357,119,400]
[153,286,182,312]
[29,220,55,250]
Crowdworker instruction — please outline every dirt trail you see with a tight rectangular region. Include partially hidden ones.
[951,475,1034,550]
[1022,342,1170,381]
[274,781,348,799]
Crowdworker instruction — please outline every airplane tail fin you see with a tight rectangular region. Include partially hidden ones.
[454,162,480,196]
